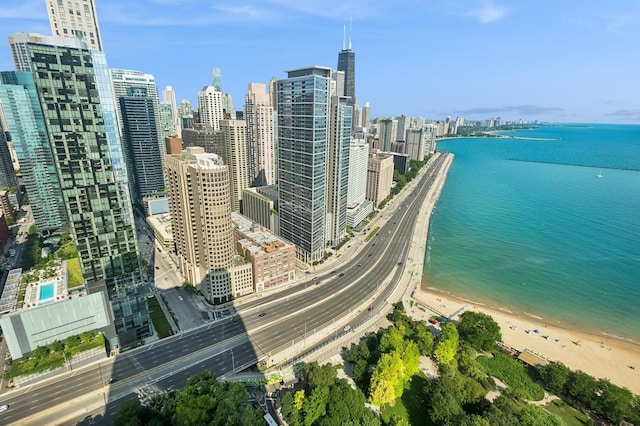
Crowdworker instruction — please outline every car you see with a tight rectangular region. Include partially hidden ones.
[338,273,344,277]
[428,318,438,325]
[178,296,183,301]
[155,266,160,269]
[0,404,8,413]
[258,312,266,317]
[343,325,351,332]
[357,263,362,267]
[105,378,118,384]
[367,306,374,312]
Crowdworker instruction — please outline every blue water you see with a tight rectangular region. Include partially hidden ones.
[422,124,640,342]
[39,283,55,300]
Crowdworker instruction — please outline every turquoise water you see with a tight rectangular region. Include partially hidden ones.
[422,124,640,342]
[39,283,55,300]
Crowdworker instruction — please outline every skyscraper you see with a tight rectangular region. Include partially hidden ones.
[0,117,17,190]
[277,67,331,262]
[45,0,103,51]
[220,119,249,212]
[1,67,68,233]
[165,147,252,303]
[337,23,356,106]
[110,69,166,190]
[25,36,150,347]
[197,86,226,131]
[244,83,276,187]
[119,87,165,201]
[326,96,352,247]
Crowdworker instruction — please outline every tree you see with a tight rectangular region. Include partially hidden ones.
[378,326,405,354]
[539,363,570,394]
[303,361,337,392]
[412,321,434,355]
[113,399,165,426]
[302,386,329,426]
[369,351,405,407]
[434,322,459,365]
[427,375,464,424]
[81,331,94,343]
[457,311,502,351]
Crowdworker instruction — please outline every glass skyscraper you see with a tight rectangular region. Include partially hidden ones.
[0,71,67,232]
[119,87,165,200]
[277,67,334,263]
[26,38,150,347]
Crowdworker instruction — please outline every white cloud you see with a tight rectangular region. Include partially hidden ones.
[469,1,507,24]
[0,0,47,20]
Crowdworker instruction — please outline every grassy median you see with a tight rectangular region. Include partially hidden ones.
[148,295,173,339]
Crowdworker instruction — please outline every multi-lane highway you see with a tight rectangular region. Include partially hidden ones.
[1,152,451,425]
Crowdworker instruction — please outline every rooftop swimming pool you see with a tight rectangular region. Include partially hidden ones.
[38,283,55,301]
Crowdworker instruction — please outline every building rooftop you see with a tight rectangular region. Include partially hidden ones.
[232,212,292,255]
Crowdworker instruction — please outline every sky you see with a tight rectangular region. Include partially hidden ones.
[1,0,639,124]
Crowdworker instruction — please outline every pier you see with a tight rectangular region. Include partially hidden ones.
[505,158,640,172]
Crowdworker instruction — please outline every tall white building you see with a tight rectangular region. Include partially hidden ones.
[197,86,226,131]
[346,140,372,228]
[220,119,250,213]
[244,83,276,187]
[45,0,103,51]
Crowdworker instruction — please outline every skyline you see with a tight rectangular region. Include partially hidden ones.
[1,1,640,124]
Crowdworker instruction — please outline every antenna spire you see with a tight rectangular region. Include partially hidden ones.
[349,17,352,50]
[343,25,346,50]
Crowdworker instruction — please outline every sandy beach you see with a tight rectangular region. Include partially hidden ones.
[411,289,640,395]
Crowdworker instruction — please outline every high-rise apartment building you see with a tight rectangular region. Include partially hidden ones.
[162,85,179,137]
[346,141,373,228]
[366,152,394,207]
[396,115,412,142]
[220,119,249,212]
[25,37,150,347]
[165,147,252,303]
[378,118,398,152]
[326,96,351,247]
[277,67,331,262]
[110,69,165,164]
[405,127,428,162]
[119,87,166,200]
[244,83,276,187]
[182,126,225,157]
[45,0,103,51]
[361,101,371,129]
[177,99,194,130]
[197,86,226,131]
[1,67,68,233]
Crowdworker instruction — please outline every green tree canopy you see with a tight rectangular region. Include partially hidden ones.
[457,311,502,351]
[434,322,459,365]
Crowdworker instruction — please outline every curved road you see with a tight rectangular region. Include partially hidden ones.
[1,153,450,425]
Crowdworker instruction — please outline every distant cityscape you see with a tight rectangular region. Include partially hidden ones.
[0,1,537,361]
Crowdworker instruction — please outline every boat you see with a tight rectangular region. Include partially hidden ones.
[596,170,603,178]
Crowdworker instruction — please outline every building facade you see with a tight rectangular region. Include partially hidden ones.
[326,96,351,247]
[220,119,249,213]
[26,38,150,347]
[232,212,296,293]
[244,83,276,187]
[45,0,103,51]
[119,87,165,201]
[277,67,331,263]
[0,71,68,233]
[366,152,394,207]
[165,147,243,304]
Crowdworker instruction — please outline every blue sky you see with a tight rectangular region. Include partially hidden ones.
[1,0,639,123]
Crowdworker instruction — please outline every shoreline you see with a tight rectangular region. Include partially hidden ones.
[406,154,640,394]
[411,288,640,394]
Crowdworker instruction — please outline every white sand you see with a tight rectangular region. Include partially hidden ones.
[411,290,640,395]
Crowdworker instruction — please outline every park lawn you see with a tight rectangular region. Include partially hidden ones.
[148,295,173,338]
[544,399,591,426]
[381,374,433,426]
[66,257,84,287]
